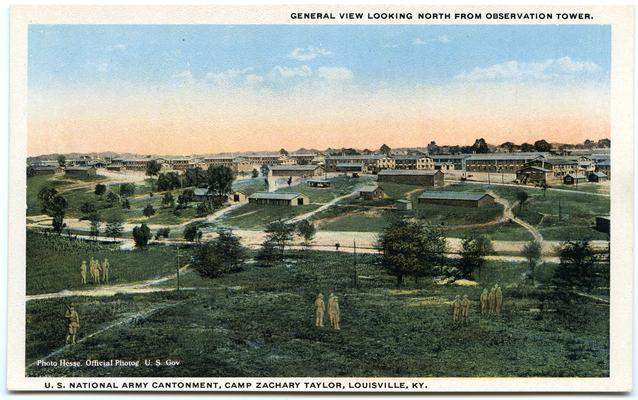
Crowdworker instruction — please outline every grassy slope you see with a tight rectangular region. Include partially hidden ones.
[26,239,609,378]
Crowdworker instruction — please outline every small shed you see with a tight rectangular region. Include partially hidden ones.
[516,166,551,185]
[418,191,495,208]
[588,172,608,182]
[359,185,385,200]
[248,192,309,206]
[335,163,364,173]
[395,199,413,211]
[229,191,248,203]
[563,173,588,185]
[307,179,331,188]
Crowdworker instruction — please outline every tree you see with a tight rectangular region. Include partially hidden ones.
[105,215,124,241]
[155,227,170,240]
[193,229,246,278]
[379,144,391,155]
[80,201,97,215]
[533,139,551,152]
[264,219,295,258]
[183,222,201,242]
[459,235,494,279]
[88,212,101,240]
[207,165,235,196]
[26,165,35,177]
[162,192,175,208]
[143,204,155,217]
[260,164,270,176]
[516,191,529,213]
[471,138,490,154]
[597,138,611,148]
[57,154,66,167]
[51,211,66,235]
[121,198,131,209]
[146,159,161,178]
[106,191,120,206]
[196,200,216,217]
[552,241,597,291]
[132,224,151,247]
[119,183,135,197]
[184,167,206,187]
[377,219,447,286]
[521,142,535,152]
[94,183,107,197]
[177,189,195,208]
[251,168,259,178]
[296,219,316,250]
[522,240,542,284]
[38,186,59,214]
[256,237,280,266]
[279,148,289,156]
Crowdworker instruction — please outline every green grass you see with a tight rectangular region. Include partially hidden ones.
[233,177,268,196]
[25,246,609,378]
[219,203,320,230]
[316,208,397,232]
[416,203,504,226]
[26,231,194,295]
[276,175,373,204]
[444,222,534,241]
[376,182,423,199]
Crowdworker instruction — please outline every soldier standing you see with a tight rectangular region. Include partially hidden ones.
[461,295,470,323]
[102,258,110,284]
[314,293,325,328]
[80,261,87,285]
[495,284,503,314]
[488,287,497,315]
[452,295,462,322]
[64,303,80,345]
[328,293,341,331]
[480,288,489,316]
[89,257,96,284]
[94,259,102,285]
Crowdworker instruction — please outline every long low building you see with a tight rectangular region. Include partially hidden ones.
[269,165,324,178]
[30,165,63,176]
[248,192,310,206]
[377,169,444,186]
[465,152,548,173]
[418,191,495,208]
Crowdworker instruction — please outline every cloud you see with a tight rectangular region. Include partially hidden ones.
[413,35,450,46]
[173,69,195,85]
[288,46,332,61]
[454,57,601,82]
[205,67,262,86]
[317,67,353,81]
[271,65,313,78]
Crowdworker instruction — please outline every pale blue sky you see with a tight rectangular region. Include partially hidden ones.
[28,24,610,89]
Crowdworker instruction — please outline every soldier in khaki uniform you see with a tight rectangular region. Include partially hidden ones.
[89,257,96,284]
[102,258,110,284]
[314,293,325,328]
[480,288,489,316]
[94,259,102,285]
[452,295,462,322]
[461,295,470,323]
[80,261,87,285]
[495,284,503,314]
[327,293,341,331]
[65,303,80,345]
[488,287,497,315]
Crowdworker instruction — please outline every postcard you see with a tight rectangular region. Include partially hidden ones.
[7,4,633,392]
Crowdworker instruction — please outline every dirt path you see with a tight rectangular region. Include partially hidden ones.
[26,265,193,302]
[490,191,543,243]
[286,186,363,223]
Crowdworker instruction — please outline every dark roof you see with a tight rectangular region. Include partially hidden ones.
[466,152,547,161]
[32,165,61,171]
[65,166,94,172]
[590,172,608,178]
[543,158,579,165]
[418,191,493,201]
[596,160,611,167]
[193,188,213,196]
[328,155,382,160]
[565,173,588,179]
[395,199,411,204]
[378,169,442,176]
[335,163,363,168]
[249,192,305,200]
[518,166,551,173]
[307,179,330,183]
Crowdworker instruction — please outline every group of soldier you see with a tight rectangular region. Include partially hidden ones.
[452,284,504,322]
[314,293,341,330]
[80,257,110,285]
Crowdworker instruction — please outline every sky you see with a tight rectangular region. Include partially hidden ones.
[28,24,611,156]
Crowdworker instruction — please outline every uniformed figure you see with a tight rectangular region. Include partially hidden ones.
[488,287,497,315]
[461,295,470,322]
[80,261,88,285]
[88,257,96,284]
[102,258,110,284]
[495,284,503,314]
[480,288,489,316]
[94,259,102,285]
[64,303,80,345]
[314,293,325,327]
[327,293,341,331]
[452,295,462,322]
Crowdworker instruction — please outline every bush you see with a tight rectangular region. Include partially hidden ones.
[132,224,151,247]
[143,204,155,217]
[155,227,170,240]
[193,229,246,278]
[184,223,202,242]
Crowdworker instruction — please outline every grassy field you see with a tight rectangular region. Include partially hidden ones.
[25,240,609,378]
[26,232,194,295]
[316,208,396,232]
[219,203,320,230]
[275,175,373,204]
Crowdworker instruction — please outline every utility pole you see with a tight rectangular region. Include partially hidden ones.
[353,239,358,288]
[176,246,180,291]
[558,199,562,221]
